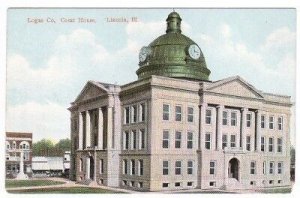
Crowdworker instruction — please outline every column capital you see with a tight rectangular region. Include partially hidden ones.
[255,109,261,114]
[200,102,207,107]
[241,107,248,112]
[216,105,224,109]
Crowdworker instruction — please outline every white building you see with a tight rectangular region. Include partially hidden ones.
[69,11,292,191]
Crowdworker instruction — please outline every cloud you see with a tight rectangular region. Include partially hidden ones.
[262,27,296,51]
[6,102,69,141]
[193,24,295,97]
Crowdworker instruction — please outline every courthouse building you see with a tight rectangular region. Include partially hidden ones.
[69,12,292,191]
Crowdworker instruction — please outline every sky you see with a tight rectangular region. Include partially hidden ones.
[6,8,296,144]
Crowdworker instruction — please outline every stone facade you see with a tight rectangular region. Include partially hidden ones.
[69,75,291,191]
[69,11,291,192]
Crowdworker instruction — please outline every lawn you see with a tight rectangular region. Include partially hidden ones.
[256,187,292,193]
[5,180,65,188]
[7,187,125,194]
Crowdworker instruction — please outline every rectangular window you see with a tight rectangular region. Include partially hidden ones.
[162,183,169,188]
[175,182,181,187]
[222,134,227,149]
[139,129,145,149]
[132,130,137,149]
[187,107,194,122]
[278,162,283,174]
[250,161,256,174]
[130,181,135,187]
[122,180,127,186]
[123,159,128,174]
[222,111,228,125]
[230,135,236,148]
[269,116,274,129]
[269,137,274,152]
[246,113,251,127]
[124,131,129,150]
[209,181,216,187]
[187,161,193,175]
[138,182,143,188]
[175,131,182,148]
[278,116,283,130]
[187,132,193,149]
[131,105,137,123]
[269,162,274,174]
[206,109,212,124]
[205,133,211,149]
[261,115,265,128]
[162,130,169,149]
[125,107,130,124]
[263,161,266,174]
[130,160,135,175]
[210,161,216,175]
[277,138,282,153]
[163,104,170,121]
[140,103,146,122]
[187,182,193,187]
[138,160,144,176]
[246,136,251,151]
[163,161,169,175]
[231,112,237,126]
[100,159,104,174]
[261,137,265,152]
[175,105,182,121]
[175,161,182,175]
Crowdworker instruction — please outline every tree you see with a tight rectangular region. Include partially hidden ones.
[55,138,71,152]
[32,139,54,156]
[32,138,71,156]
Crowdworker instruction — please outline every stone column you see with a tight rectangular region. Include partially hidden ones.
[200,103,207,150]
[107,106,113,149]
[86,110,91,148]
[78,113,83,150]
[216,105,224,150]
[255,110,261,152]
[98,108,103,150]
[241,108,247,150]
[86,157,90,179]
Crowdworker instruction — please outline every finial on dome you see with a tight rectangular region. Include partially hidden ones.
[166,11,182,34]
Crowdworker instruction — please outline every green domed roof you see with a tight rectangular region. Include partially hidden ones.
[136,12,211,81]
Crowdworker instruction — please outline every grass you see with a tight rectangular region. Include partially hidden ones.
[256,187,292,193]
[7,187,125,194]
[5,180,65,188]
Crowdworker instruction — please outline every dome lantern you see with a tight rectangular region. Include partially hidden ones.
[166,11,182,34]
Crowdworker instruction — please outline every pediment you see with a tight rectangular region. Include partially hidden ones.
[74,81,108,103]
[206,76,264,99]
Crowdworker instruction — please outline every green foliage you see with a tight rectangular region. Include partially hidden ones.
[5,180,64,188]
[32,138,71,156]
[7,187,123,194]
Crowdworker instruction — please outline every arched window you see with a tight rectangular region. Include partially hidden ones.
[6,141,10,150]
[12,141,16,149]
[19,141,30,150]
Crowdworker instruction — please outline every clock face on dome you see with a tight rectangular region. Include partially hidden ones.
[139,46,151,62]
[188,44,201,59]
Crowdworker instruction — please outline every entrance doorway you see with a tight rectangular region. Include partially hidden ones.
[228,158,239,180]
[89,156,94,180]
